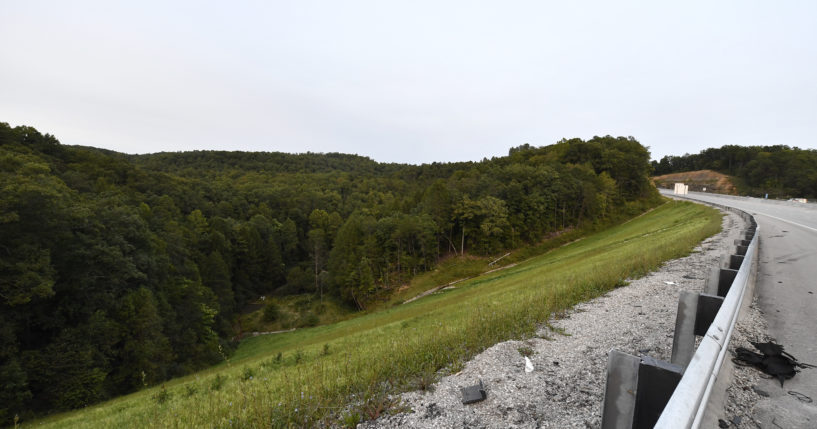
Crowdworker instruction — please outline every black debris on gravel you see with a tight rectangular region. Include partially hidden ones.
[732,341,816,387]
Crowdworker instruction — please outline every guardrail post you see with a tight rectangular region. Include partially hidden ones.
[671,292,697,366]
[671,292,724,367]
[694,294,723,335]
[602,352,685,429]
[634,356,684,428]
[728,254,744,270]
[602,350,640,429]
[704,267,720,295]
[717,268,737,296]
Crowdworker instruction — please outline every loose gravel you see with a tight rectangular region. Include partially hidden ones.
[717,294,771,428]
[362,209,747,429]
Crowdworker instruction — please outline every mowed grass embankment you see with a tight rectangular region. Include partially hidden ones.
[31,200,721,428]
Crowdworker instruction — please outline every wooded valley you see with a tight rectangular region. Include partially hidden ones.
[0,122,658,421]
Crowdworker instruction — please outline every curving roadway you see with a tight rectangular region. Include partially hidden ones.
[662,189,817,426]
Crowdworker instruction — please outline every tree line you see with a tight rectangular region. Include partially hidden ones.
[0,122,658,421]
[651,145,817,198]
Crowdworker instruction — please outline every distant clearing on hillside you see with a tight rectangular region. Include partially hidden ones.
[653,169,737,195]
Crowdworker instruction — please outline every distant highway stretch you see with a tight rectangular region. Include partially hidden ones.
[661,189,817,424]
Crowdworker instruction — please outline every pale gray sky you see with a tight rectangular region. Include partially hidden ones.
[2,1,816,164]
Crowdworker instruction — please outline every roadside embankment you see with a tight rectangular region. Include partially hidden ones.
[364,208,746,428]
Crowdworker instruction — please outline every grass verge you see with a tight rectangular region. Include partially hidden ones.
[28,200,721,428]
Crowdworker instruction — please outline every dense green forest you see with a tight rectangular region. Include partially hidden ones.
[0,122,658,421]
[651,145,817,198]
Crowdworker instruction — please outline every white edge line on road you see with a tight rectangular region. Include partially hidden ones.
[751,211,817,234]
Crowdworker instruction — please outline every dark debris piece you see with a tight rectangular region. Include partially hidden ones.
[732,341,815,387]
[460,379,487,404]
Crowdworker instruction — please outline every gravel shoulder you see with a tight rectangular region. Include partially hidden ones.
[362,209,747,428]
[714,293,772,429]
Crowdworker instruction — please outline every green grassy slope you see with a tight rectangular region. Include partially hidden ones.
[29,200,720,428]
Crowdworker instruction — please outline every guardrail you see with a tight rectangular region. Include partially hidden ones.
[601,198,758,428]
[656,208,757,428]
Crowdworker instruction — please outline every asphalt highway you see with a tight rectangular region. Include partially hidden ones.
[663,189,817,426]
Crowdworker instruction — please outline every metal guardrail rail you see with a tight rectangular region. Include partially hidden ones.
[600,195,759,428]
[655,202,758,428]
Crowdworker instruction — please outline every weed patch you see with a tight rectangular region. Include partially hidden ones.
[517,345,535,357]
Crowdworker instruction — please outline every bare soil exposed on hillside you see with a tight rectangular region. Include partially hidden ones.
[653,170,737,195]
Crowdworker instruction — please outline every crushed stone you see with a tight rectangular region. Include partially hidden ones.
[717,293,772,428]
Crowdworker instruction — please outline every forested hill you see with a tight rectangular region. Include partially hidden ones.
[130,150,405,176]
[0,122,658,421]
[651,145,817,198]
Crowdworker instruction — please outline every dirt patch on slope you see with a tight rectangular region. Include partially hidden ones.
[653,170,737,195]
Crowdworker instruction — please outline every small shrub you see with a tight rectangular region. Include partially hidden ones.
[362,395,396,420]
[321,344,330,356]
[210,374,226,391]
[217,344,230,365]
[342,412,361,428]
[152,385,171,404]
[415,372,436,392]
[242,367,255,381]
[184,384,198,398]
[299,311,319,327]
[260,357,279,369]
[263,302,281,322]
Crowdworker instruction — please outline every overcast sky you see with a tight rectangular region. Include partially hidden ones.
[2,1,816,164]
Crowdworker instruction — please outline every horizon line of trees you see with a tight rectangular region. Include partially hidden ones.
[1,122,658,421]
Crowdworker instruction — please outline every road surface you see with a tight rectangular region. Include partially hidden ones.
[663,189,817,426]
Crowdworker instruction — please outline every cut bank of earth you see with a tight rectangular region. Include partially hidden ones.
[653,169,738,195]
